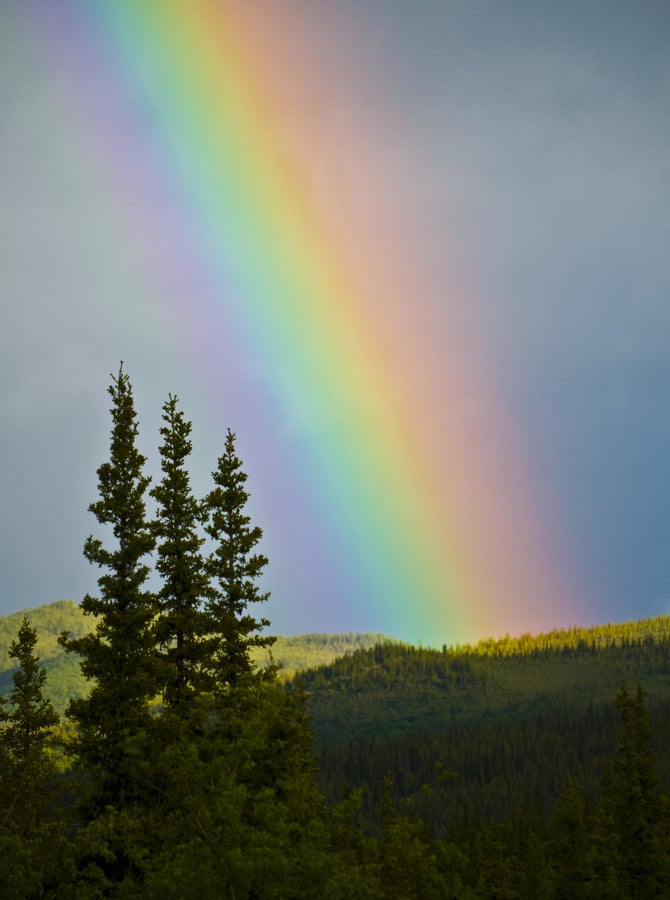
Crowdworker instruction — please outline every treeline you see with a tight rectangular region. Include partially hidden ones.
[462,615,670,657]
[1,366,670,896]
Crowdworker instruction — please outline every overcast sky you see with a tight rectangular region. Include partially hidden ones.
[1,0,669,643]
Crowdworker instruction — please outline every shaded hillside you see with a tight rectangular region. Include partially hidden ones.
[293,615,670,745]
[288,616,670,830]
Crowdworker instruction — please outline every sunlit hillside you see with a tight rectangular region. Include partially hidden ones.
[0,600,396,712]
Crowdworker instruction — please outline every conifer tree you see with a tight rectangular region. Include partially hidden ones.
[0,619,68,898]
[152,394,211,709]
[60,364,157,807]
[607,681,667,898]
[203,428,274,689]
[0,618,59,828]
[548,778,593,897]
[377,775,443,899]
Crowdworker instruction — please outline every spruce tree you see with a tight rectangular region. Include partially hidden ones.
[151,394,211,709]
[548,778,593,896]
[608,681,667,898]
[0,619,68,898]
[0,618,59,828]
[203,428,274,689]
[59,364,157,807]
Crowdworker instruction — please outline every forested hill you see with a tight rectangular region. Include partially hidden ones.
[287,614,670,831]
[293,613,670,743]
[0,600,396,711]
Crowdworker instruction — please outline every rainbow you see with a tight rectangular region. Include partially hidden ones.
[25,0,586,644]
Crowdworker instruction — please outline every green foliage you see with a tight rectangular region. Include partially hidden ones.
[4,610,670,896]
[377,775,446,899]
[463,615,670,657]
[0,618,59,833]
[603,681,669,898]
[0,619,72,898]
[59,364,158,809]
[547,778,593,896]
[204,428,275,688]
[151,394,211,708]
[295,621,670,750]
[136,683,337,898]
[298,621,670,748]
[293,622,670,842]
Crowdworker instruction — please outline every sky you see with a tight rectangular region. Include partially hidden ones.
[1,0,669,646]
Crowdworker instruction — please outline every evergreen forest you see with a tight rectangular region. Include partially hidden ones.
[1,366,670,898]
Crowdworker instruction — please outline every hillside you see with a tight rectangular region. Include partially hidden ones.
[4,600,670,836]
[0,599,396,712]
[293,614,670,744]
[0,600,90,713]
[286,615,670,829]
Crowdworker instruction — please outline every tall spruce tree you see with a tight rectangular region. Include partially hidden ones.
[151,394,211,709]
[203,428,274,689]
[60,365,157,808]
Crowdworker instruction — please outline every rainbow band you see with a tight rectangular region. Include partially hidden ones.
[27,0,585,644]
